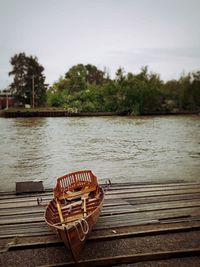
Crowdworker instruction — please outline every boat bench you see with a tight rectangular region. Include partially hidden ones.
[54,170,97,201]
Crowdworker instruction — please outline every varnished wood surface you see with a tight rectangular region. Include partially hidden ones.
[0,181,200,266]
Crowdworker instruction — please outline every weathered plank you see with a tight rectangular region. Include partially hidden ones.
[37,248,200,267]
[105,188,200,199]
[105,183,200,195]
[1,181,200,202]
[1,200,200,226]
[5,223,200,249]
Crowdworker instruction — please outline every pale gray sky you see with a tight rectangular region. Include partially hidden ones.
[0,0,200,89]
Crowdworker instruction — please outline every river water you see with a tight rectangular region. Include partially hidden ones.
[0,115,200,191]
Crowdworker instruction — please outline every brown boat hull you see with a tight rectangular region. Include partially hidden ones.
[45,185,104,261]
[57,196,103,260]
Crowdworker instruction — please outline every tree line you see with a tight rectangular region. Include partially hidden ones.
[8,52,200,115]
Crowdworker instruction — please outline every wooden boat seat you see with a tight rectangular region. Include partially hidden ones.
[60,185,96,201]
[53,170,98,201]
[53,213,84,226]
[60,196,99,211]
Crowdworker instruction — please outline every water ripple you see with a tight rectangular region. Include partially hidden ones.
[0,115,200,191]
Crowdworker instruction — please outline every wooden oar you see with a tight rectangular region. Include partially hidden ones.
[56,198,64,226]
[81,193,89,218]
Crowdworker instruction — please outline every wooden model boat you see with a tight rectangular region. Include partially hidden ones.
[45,170,104,261]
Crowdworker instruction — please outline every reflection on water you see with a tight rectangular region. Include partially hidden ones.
[0,115,200,191]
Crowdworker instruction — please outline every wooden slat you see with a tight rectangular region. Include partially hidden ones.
[104,199,200,215]
[105,187,200,200]
[1,181,200,202]
[1,187,200,209]
[1,192,200,217]
[1,199,200,226]
[0,181,199,199]
[105,183,200,195]
[127,192,200,205]
[5,222,200,246]
[37,248,200,267]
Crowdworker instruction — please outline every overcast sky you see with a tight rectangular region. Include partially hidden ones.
[0,0,200,89]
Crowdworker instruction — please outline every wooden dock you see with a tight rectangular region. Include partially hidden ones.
[1,181,200,266]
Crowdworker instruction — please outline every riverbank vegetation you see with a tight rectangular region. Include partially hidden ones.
[47,64,200,115]
[6,53,200,115]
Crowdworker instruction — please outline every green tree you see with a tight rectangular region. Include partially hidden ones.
[115,67,163,114]
[142,72,163,113]
[101,80,119,112]
[51,76,69,92]
[85,64,105,85]
[191,71,200,108]
[46,62,200,114]
[179,73,193,109]
[115,67,125,84]
[64,64,106,93]
[65,64,87,92]
[9,52,47,106]
[122,73,145,114]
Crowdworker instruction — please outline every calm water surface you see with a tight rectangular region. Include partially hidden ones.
[0,115,200,191]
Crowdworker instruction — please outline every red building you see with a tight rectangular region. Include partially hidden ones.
[0,91,14,109]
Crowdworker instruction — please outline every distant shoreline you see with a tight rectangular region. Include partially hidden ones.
[1,109,199,118]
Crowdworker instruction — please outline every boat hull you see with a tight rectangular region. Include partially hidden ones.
[58,195,103,260]
[45,185,104,261]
